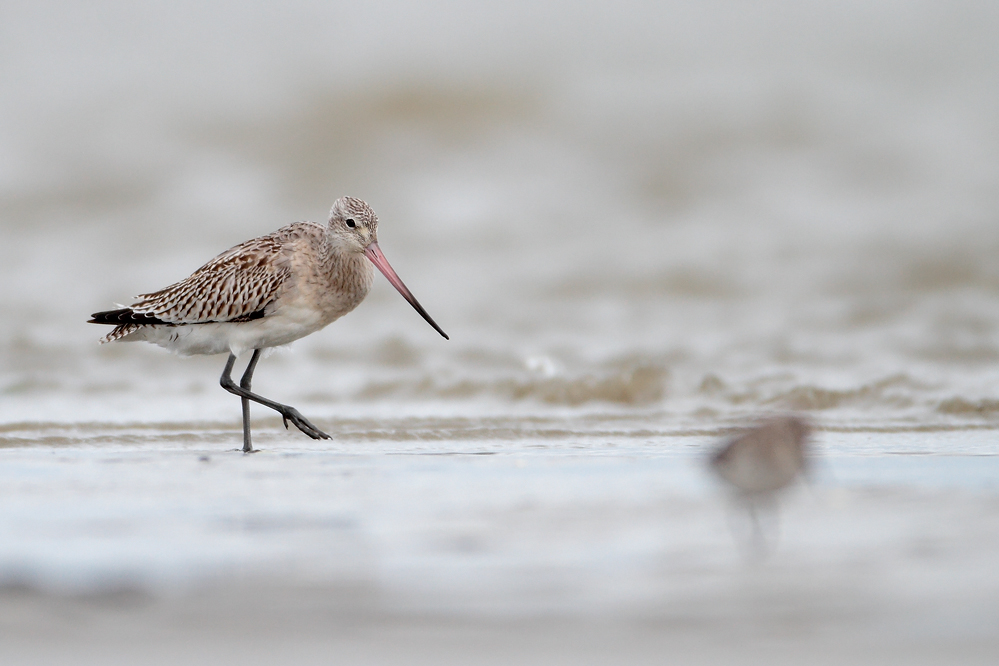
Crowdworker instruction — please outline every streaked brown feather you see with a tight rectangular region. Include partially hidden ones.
[102,323,141,343]
[128,224,309,324]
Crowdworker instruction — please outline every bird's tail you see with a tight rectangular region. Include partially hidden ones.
[89,308,165,344]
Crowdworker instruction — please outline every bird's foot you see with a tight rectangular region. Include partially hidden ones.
[280,407,331,440]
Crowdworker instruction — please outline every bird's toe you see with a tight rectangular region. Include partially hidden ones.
[282,408,330,440]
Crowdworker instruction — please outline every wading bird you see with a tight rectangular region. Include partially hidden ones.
[709,415,811,555]
[89,197,448,452]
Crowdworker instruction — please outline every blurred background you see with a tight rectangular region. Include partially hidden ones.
[2,1,999,663]
[2,0,999,425]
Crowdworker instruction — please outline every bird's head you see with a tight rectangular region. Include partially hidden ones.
[329,196,379,252]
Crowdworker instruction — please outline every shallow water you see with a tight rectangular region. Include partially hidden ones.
[2,1,999,663]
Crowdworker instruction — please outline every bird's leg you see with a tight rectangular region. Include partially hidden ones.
[747,500,767,557]
[219,352,331,444]
[220,353,255,452]
[237,349,262,452]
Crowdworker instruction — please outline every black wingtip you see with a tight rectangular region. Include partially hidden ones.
[88,308,169,326]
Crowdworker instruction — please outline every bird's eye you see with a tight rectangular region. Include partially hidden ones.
[345,218,356,228]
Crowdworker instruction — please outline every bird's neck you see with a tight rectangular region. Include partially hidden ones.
[317,241,374,300]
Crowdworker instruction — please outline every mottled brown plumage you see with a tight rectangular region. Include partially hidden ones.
[96,228,292,344]
[89,197,448,451]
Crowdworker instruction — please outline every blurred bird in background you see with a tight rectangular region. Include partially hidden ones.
[709,415,812,557]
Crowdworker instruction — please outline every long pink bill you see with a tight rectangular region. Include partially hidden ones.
[364,242,449,340]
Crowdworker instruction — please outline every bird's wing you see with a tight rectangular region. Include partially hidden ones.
[129,229,296,324]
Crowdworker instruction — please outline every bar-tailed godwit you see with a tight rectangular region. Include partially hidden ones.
[90,197,448,452]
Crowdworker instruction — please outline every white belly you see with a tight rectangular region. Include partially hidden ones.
[125,302,341,357]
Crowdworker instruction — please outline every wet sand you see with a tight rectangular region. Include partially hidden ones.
[2,582,996,666]
[1,423,997,665]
